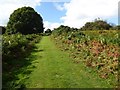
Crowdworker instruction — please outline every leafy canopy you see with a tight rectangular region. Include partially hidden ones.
[81,19,112,30]
[6,6,44,34]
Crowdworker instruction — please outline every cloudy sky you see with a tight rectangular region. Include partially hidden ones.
[0,0,119,30]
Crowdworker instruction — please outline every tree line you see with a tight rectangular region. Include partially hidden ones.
[1,6,119,35]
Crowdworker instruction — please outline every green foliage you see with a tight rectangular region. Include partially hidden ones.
[52,25,77,37]
[3,33,41,60]
[2,33,42,88]
[52,26,119,87]
[44,29,52,36]
[6,6,44,34]
[45,29,52,33]
[81,19,112,30]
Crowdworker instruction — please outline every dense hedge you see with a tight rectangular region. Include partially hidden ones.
[3,33,41,60]
[2,33,42,88]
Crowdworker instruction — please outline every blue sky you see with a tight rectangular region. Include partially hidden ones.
[37,2,118,24]
[36,0,118,29]
[36,2,66,23]
[0,0,119,30]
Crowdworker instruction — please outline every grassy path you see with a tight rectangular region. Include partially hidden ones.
[24,36,111,88]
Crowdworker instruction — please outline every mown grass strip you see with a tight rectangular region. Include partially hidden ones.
[23,36,113,88]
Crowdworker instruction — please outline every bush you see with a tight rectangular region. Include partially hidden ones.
[2,33,42,61]
[81,19,112,30]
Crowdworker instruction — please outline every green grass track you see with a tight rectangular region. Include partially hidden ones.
[23,36,112,88]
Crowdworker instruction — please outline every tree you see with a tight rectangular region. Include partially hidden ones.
[45,29,52,33]
[57,25,71,33]
[81,19,112,30]
[6,6,44,34]
[94,20,112,30]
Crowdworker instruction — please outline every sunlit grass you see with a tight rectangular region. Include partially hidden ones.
[23,36,114,88]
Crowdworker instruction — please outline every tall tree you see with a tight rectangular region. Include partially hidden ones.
[6,6,44,34]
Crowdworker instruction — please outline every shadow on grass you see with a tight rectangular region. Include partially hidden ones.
[2,46,43,89]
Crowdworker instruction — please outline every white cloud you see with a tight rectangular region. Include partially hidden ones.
[0,0,41,26]
[61,0,119,28]
[44,21,61,30]
[53,3,65,11]
[0,0,119,29]
[41,0,70,2]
